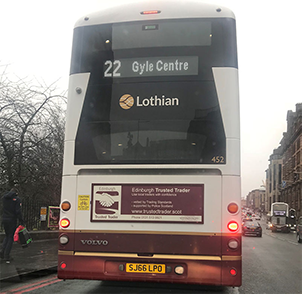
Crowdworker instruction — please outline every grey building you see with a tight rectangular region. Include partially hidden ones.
[265,147,282,212]
[279,104,302,218]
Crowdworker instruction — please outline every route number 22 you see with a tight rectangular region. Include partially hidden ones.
[104,60,121,77]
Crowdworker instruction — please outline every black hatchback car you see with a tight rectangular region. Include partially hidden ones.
[242,221,262,237]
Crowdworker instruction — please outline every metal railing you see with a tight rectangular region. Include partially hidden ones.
[0,197,59,231]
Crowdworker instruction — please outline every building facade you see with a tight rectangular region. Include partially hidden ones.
[246,189,266,212]
[241,198,247,208]
[279,104,302,218]
[265,147,282,212]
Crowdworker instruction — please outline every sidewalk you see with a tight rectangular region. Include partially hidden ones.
[0,238,58,281]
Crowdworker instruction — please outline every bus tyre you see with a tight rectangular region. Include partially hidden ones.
[298,234,302,243]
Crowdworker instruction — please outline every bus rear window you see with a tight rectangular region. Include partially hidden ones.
[75,81,226,165]
[72,18,237,165]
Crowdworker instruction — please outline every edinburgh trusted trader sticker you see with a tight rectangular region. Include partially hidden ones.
[91,184,203,223]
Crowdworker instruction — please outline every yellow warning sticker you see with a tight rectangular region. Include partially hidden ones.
[78,195,90,210]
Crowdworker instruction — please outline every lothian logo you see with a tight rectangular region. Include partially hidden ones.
[119,93,179,110]
[119,94,134,109]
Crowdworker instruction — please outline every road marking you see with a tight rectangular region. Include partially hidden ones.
[0,277,56,293]
[14,279,61,294]
[0,275,62,294]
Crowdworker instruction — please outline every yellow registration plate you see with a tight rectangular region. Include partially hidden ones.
[126,263,165,274]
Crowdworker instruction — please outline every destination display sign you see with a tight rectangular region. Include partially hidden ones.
[91,184,204,223]
[103,56,198,78]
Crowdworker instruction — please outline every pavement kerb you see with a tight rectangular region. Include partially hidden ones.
[0,238,58,282]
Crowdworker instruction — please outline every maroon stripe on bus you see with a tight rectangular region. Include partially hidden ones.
[58,254,241,287]
[59,232,241,256]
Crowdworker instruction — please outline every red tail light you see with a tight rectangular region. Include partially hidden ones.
[230,268,237,276]
[140,10,161,15]
[60,218,70,228]
[60,262,67,269]
[228,221,239,232]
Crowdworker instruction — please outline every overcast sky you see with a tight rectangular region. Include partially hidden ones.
[1,0,301,198]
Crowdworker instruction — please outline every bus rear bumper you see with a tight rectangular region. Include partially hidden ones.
[58,253,241,287]
[272,225,290,233]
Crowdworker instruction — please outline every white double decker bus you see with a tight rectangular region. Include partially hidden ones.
[270,202,291,232]
[58,0,241,287]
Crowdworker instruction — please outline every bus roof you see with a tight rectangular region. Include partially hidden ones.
[272,202,288,206]
[74,0,235,28]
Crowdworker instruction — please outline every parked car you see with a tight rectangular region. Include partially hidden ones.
[297,216,302,243]
[242,221,262,237]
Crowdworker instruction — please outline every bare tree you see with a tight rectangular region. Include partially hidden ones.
[0,71,66,204]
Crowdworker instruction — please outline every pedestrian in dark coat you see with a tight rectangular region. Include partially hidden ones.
[0,187,24,264]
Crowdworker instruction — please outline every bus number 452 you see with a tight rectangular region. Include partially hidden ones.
[211,156,225,164]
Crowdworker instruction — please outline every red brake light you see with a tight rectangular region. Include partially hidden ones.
[228,221,239,232]
[230,268,237,276]
[60,262,67,269]
[140,10,161,15]
[60,218,70,228]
